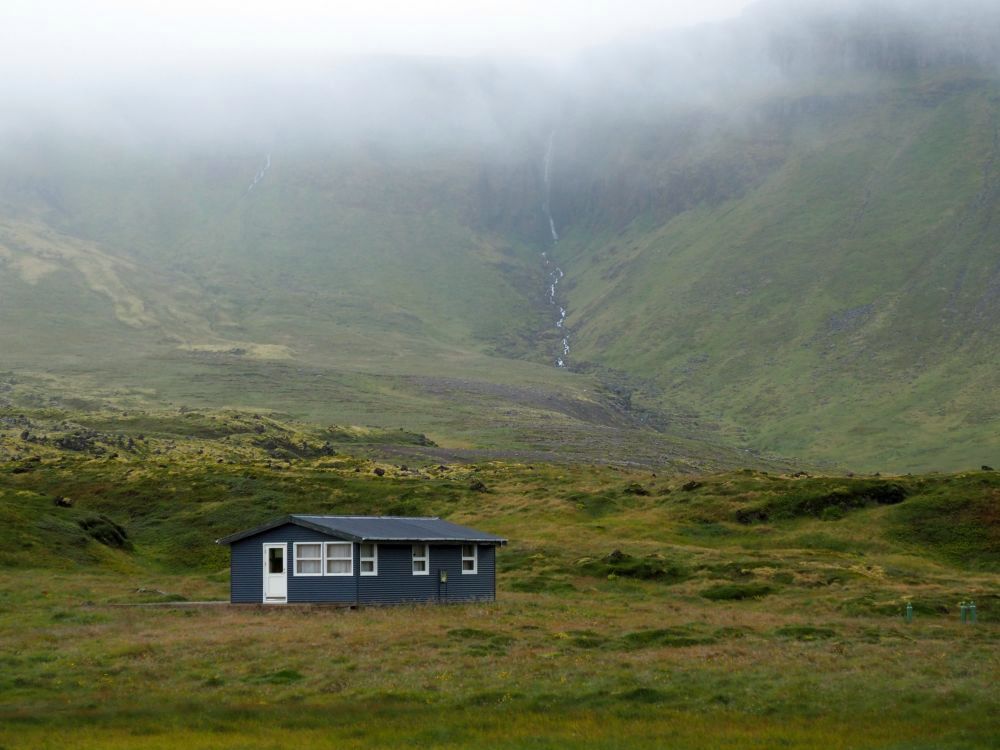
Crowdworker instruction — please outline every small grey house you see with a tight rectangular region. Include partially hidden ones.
[217,515,506,605]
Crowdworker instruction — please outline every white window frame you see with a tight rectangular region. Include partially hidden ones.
[293,542,323,577]
[461,544,478,574]
[324,541,354,576]
[412,543,429,575]
[359,542,378,576]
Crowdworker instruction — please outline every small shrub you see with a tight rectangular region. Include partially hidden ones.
[620,627,717,649]
[702,560,781,581]
[566,491,618,517]
[713,626,752,639]
[254,669,303,685]
[577,550,690,583]
[447,628,514,655]
[821,506,845,521]
[735,480,910,524]
[463,690,521,706]
[774,625,837,641]
[447,628,514,645]
[78,515,131,550]
[618,687,668,704]
[890,492,1000,570]
[701,583,774,601]
[678,521,733,538]
[507,576,575,593]
[564,630,609,649]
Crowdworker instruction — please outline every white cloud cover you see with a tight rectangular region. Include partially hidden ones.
[3,0,755,71]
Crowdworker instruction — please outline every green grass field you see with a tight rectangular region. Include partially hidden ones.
[0,407,997,748]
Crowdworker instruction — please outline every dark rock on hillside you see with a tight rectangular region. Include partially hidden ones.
[53,496,73,508]
[983,465,995,471]
[373,467,386,477]
[54,431,102,453]
[469,479,489,493]
[681,481,703,492]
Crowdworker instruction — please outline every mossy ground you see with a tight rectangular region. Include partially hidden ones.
[0,408,997,748]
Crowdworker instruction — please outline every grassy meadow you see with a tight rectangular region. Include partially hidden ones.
[1,407,997,748]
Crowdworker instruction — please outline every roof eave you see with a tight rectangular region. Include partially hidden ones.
[216,516,507,546]
[216,515,363,545]
[358,537,507,545]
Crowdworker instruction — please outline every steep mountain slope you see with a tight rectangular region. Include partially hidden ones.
[552,69,1000,470]
[0,136,545,359]
[0,133,753,469]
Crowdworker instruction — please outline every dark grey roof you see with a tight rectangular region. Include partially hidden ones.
[216,515,507,546]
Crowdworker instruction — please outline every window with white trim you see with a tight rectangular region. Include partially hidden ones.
[325,542,353,576]
[360,543,378,576]
[412,543,429,575]
[294,543,322,576]
[461,544,477,574]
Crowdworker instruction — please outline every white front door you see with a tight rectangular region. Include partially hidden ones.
[263,544,287,602]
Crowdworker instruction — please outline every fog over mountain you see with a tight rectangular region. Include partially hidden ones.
[3,0,998,147]
[0,0,995,155]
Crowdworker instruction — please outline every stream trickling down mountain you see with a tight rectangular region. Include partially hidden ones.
[542,131,570,368]
[246,152,272,194]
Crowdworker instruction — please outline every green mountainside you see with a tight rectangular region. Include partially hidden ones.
[554,70,1000,471]
[1,1,999,471]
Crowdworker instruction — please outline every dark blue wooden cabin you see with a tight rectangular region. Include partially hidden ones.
[217,515,506,605]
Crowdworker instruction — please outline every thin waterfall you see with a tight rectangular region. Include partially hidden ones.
[543,131,559,242]
[246,152,272,194]
[542,131,570,368]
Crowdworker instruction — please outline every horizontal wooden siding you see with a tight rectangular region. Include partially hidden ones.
[358,544,495,604]
[230,527,497,604]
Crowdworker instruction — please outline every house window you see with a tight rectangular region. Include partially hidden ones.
[360,543,378,576]
[461,544,477,574]
[412,543,429,575]
[325,542,353,576]
[294,543,322,576]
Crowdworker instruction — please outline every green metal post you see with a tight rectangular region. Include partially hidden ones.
[905,602,913,623]
[970,602,977,624]
[960,602,968,624]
